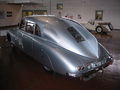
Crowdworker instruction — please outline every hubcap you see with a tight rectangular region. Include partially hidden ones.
[97,27,102,32]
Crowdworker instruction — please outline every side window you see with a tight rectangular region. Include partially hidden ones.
[26,21,35,34]
[19,19,26,30]
[35,24,41,36]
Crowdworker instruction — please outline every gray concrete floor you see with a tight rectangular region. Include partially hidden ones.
[0,30,120,90]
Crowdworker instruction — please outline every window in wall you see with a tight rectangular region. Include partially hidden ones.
[22,11,33,17]
[22,10,47,17]
[95,10,103,20]
[57,3,63,10]
[7,11,12,17]
[0,10,5,19]
[34,10,47,15]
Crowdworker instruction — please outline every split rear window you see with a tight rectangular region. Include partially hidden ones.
[67,27,84,42]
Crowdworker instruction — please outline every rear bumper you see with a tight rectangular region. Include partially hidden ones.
[68,59,113,78]
[82,59,113,77]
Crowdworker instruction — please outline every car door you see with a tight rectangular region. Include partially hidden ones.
[21,20,35,56]
[32,24,53,69]
[32,24,43,61]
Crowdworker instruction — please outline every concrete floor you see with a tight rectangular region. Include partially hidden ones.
[0,30,120,90]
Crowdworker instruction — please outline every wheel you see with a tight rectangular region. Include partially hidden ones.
[95,26,103,33]
[108,23,113,30]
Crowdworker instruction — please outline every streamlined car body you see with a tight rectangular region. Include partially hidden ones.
[7,15,113,79]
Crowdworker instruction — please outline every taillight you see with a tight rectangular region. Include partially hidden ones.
[77,66,85,71]
[108,60,113,65]
[107,55,113,65]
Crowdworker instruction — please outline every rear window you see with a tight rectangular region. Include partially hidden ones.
[67,27,84,42]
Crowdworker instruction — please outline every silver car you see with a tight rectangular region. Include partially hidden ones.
[7,15,113,79]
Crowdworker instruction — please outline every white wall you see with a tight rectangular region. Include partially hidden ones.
[55,0,120,29]
[0,0,120,29]
[0,4,22,27]
[0,0,42,3]
[22,0,62,16]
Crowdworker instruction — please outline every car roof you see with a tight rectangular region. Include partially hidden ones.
[24,15,98,58]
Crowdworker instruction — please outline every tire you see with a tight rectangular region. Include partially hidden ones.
[95,26,103,33]
[108,23,113,31]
